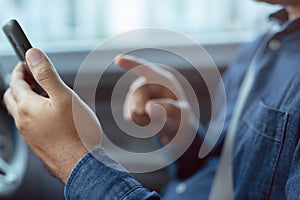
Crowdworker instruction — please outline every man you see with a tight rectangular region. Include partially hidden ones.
[3,0,300,199]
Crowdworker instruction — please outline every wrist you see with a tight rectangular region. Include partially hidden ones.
[31,138,88,183]
[57,142,88,183]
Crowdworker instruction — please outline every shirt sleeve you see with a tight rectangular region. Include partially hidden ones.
[64,147,161,200]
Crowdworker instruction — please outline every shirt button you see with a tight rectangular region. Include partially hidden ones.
[176,182,187,194]
[268,39,281,50]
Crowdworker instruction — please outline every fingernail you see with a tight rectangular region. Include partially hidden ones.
[120,54,136,60]
[26,49,43,66]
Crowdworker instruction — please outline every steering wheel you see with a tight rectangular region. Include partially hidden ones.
[0,71,28,197]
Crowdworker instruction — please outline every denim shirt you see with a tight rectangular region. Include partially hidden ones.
[64,9,300,199]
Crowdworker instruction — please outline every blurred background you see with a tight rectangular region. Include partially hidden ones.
[0,0,278,52]
[0,0,279,199]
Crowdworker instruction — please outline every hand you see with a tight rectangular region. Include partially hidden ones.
[115,55,197,147]
[3,48,102,183]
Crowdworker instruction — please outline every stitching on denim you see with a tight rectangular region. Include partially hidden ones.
[119,185,144,200]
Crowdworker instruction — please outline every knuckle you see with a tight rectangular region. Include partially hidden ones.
[128,91,139,105]
[18,101,29,116]
[130,78,147,92]
[15,121,23,131]
[130,90,139,101]
[131,85,149,99]
[131,112,150,126]
[15,121,22,131]
[3,89,10,101]
[15,119,28,132]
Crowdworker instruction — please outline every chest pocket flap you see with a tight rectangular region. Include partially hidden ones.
[234,100,289,199]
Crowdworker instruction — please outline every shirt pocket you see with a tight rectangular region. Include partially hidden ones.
[233,100,289,199]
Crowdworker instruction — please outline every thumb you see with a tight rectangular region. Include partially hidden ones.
[145,99,183,144]
[25,48,66,97]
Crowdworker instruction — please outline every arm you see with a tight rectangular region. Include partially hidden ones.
[65,147,161,200]
[115,52,255,180]
[115,56,216,180]
[3,48,159,199]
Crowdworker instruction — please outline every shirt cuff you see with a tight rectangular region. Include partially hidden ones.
[64,147,160,200]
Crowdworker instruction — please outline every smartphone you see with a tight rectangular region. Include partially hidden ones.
[0,63,8,114]
[2,19,47,96]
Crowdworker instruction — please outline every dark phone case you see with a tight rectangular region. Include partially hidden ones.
[0,63,8,114]
[2,19,47,96]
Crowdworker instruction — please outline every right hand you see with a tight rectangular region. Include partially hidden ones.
[4,48,102,183]
[115,55,198,145]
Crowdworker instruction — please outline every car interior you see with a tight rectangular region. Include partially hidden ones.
[0,0,276,199]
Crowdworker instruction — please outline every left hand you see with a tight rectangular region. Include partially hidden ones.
[115,55,198,154]
[3,48,102,183]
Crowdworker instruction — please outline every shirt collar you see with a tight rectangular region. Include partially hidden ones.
[268,8,300,39]
[269,9,289,25]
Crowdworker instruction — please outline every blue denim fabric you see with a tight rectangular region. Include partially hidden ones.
[164,9,300,200]
[64,9,300,200]
[64,148,161,199]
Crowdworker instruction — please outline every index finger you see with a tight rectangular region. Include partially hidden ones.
[10,63,38,103]
[115,55,166,79]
